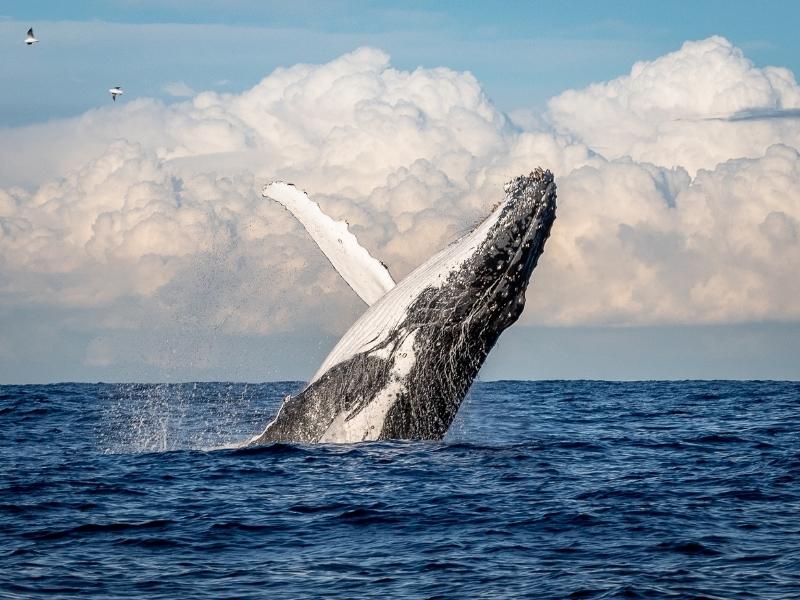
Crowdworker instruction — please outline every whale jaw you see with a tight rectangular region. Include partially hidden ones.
[378,169,557,440]
[249,169,556,445]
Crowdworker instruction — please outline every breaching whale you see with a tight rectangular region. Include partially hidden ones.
[248,169,556,444]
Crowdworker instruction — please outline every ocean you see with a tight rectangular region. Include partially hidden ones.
[1,380,799,598]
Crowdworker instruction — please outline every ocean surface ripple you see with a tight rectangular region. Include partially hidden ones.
[1,380,799,598]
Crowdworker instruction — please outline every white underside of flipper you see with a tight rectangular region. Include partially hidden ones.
[264,182,395,306]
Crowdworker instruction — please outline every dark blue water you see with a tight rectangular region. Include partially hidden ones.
[1,380,799,599]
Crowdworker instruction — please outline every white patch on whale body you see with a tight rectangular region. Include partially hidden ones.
[309,198,506,383]
[318,329,418,443]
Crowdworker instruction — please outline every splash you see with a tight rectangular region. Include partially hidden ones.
[96,382,286,453]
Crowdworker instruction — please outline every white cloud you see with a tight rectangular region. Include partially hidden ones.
[525,145,800,325]
[1,38,799,373]
[547,36,800,175]
[162,81,196,97]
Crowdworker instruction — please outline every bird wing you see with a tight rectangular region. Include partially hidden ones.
[27,28,33,36]
[263,182,396,306]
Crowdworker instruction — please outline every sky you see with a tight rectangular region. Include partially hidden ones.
[1,1,799,382]
[3,1,800,126]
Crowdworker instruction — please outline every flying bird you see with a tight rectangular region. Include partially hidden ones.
[109,87,123,102]
[24,28,38,45]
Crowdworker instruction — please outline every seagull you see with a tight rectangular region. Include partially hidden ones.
[24,28,38,45]
[109,86,123,102]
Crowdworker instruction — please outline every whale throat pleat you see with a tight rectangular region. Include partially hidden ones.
[263,182,396,305]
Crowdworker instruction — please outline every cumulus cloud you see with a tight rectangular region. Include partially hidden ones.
[547,36,800,175]
[526,145,800,325]
[1,38,799,375]
[162,81,196,98]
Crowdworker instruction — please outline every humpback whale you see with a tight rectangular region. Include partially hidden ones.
[248,169,556,444]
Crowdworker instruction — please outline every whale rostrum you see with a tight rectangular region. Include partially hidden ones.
[248,169,557,444]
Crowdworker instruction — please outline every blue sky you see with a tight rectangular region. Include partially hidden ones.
[1,1,799,382]
[3,1,800,125]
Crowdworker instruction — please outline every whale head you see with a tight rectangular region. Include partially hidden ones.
[442,168,557,340]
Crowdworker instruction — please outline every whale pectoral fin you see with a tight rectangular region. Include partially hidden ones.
[264,181,396,305]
